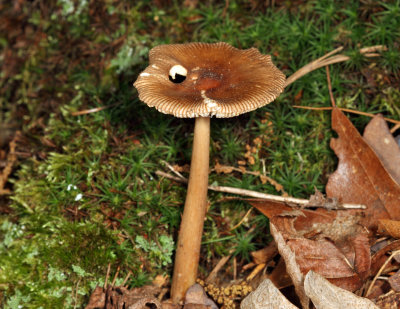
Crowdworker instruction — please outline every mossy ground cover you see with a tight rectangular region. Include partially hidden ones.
[1,0,399,307]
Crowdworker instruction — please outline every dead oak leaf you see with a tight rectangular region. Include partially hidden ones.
[326,108,400,230]
[251,200,370,291]
[363,114,400,186]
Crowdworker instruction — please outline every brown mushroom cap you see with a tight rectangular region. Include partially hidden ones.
[134,42,285,118]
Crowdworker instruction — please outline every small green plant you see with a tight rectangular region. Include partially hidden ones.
[135,235,174,268]
[233,230,256,262]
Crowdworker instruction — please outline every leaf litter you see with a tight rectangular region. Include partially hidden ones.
[248,107,400,308]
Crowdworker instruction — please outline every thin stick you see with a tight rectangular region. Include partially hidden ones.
[122,271,132,287]
[365,250,400,297]
[285,45,387,87]
[155,170,366,210]
[230,207,253,230]
[325,66,336,107]
[206,253,232,283]
[73,278,81,309]
[293,106,400,126]
[390,123,400,134]
[111,266,120,287]
[104,263,111,288]
[246,263,266,281]
[233,256,237,281]
[71,102,122,116]
[171,117,210,303]
[161,160,186,180]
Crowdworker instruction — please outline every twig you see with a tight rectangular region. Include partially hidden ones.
[285,45,387,87]
[73,278,81,309]
[155,170,366,210]
[206,253,232,283]
[325,66,336,107]
[230,207,253,231]
[212,162,287,195]
[122,271,132,287]
[161,160,186,180]
[293,106,400,126]
[111,265,120,287]
[246,263,266,281]
[365,250,400,297]
[233,256,237,281]
[71,102,122,116]
[104,263,111,288]
[390,123,400,134]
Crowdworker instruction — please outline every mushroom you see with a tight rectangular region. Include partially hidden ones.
[134,42,285,303]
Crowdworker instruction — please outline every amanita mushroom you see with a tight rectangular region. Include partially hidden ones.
[134,42,285,303]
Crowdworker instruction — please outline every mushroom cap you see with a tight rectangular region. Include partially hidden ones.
[134,42,285,118]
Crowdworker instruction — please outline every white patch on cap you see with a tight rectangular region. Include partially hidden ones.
[201,90,221,116]
[152,64,159,69]
[140,72,151,77]
[169,65,187,79]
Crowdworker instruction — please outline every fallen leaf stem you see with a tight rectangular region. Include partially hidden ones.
[293,106,400,126]
[155,170,366,210]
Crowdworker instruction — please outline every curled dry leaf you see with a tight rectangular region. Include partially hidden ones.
[271,223,310,309]
[326,108,400,230]
[240,279,299,309]
[363,114,400,186]
[304,271,379,309]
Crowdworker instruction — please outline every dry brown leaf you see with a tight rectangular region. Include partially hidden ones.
[304,271,379,309]
[375,290,400,308]
[388,270,400,292]
[378,219,400,238]
[85,284,162,309]
[371,240,400,275]
[286,234,369,291]
[86,286,106,309]
[271,223,310,309]
[363,114,400,185]
[268,258,293,290]
[240,279,299,309]
[251,241,278,265]
[214,162,234,174]
[326,108,400,229]
[252,200,370,291]
[185,284,217,309]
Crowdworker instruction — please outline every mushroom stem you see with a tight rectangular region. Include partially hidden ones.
[171,116,210,303]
